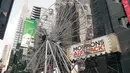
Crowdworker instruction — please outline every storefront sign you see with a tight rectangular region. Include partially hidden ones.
[69,34,121,60]
[70,44,85,60]
[87,39,105,53]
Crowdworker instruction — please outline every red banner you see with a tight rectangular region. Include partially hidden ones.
[122,0,130,23]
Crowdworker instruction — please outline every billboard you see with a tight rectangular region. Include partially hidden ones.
[122,0,130,23]
[68,33,121,60]
[21,18,37,47]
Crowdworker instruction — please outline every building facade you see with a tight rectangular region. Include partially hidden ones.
[11,0,29,63]
[55,0,81,45]
[40,7,55,34]
[88,0,130,73]
[0,0,14,39]
[55,0,93,73]
[12,0,28,50]
[1,45,11,73]
[55,0,93,45]
[78,3,93,42]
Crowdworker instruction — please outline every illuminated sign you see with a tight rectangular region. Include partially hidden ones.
[86,39,105,53]
[69,34,121,60]
[122,0,130,23]
[73,46,85,57]
[72,39,105,57]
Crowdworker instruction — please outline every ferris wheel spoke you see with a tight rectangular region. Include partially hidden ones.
[48,40,61,73]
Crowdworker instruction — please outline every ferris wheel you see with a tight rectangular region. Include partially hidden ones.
[24,0,94,73]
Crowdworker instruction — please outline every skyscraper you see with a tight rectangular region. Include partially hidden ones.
[0,0,14,39]
[78,3,93,42]
[34,6,55,50]
[1,45,11,73]
[86,0,130,73]
[12,0,28,50]
[55,0,93,45]
[31,6,41,20]
[55,0,80,45]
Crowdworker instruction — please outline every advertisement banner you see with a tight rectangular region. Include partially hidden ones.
[122,0,130,23]
[69,33,121,60]
[21,18,37,47]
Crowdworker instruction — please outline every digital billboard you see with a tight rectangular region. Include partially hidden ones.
[122,0,130,23]
[21,18,37,47]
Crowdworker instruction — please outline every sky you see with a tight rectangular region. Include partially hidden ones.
[28,0,55,9]
[4,0,56,43]
[0,0,56,61]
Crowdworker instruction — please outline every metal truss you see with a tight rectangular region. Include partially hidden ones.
[24,39,79,73]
